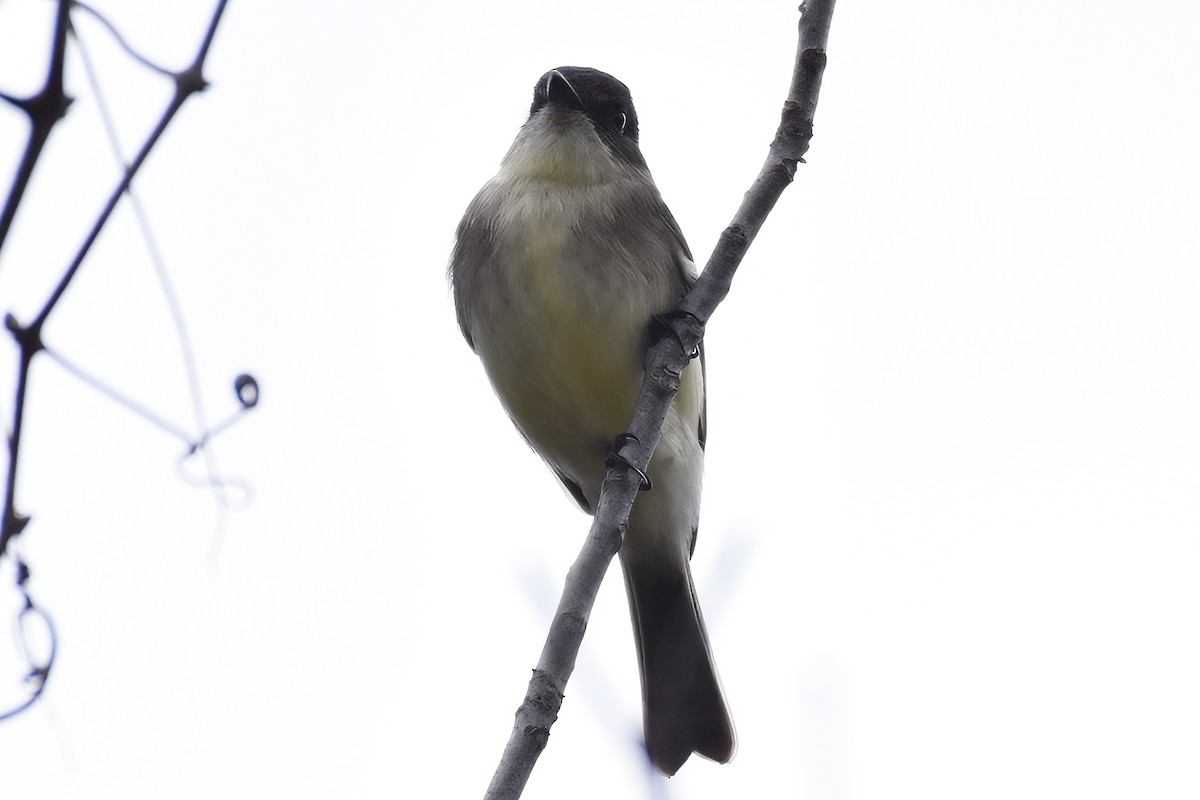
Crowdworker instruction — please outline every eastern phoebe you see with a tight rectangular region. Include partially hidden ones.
[450,66,735,776]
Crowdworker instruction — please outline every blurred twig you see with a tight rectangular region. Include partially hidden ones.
[0,0,72,256]
[483,2,839,797]
[0,0,232,721]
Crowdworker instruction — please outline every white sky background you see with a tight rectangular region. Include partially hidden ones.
[0,1,1198,797]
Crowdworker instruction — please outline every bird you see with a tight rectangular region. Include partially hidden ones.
[449,66,735,776]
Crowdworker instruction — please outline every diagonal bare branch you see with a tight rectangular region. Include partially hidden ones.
[483,2,838,797]
[31,0,229,333]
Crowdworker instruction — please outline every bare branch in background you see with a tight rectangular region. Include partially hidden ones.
[0,0,72,256]
[0,0,242,722]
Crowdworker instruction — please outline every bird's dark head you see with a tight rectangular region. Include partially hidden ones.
[504,66,648,181]
[530,67,640,142]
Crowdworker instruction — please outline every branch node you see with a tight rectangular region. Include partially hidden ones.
[773,102,815,165]
[800,47,828,76]
[4,314,43,357]
[526,668,565,715]
[17,87,74,123]
[521,725,551,748]
[175,65,210,98]
[4,511,31,541]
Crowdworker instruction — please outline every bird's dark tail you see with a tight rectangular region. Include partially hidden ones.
[620,547,736,776]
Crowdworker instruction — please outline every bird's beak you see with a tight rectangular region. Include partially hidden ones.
[545,69,585,111]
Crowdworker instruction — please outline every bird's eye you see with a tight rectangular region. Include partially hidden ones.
[613,112,627,134]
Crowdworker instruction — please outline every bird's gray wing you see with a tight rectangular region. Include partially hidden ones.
[449,198,497,353]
